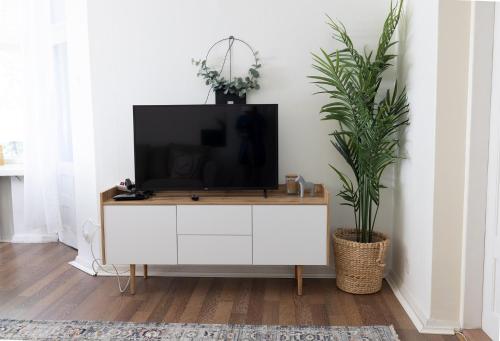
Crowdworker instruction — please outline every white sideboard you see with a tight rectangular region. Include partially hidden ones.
[100,185,329,295]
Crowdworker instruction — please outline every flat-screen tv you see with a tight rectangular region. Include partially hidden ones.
[133,104,278,191]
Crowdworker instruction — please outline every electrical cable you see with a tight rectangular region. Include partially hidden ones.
[83,219,131,293]
[454,329,470,341]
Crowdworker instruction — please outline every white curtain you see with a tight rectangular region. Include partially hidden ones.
[21,0,63,240]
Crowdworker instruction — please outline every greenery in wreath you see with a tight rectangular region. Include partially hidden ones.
[192,51,261,98]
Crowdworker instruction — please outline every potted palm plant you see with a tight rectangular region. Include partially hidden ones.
[310,1,409,294]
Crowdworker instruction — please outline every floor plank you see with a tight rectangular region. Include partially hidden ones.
[462,329,492,341]
[0,242,465,340]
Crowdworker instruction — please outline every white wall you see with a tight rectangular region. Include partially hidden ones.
[481,4,500,339]
[76,0,397,274]
[391,0,477,334]
[460,1,494,329]
[391,0,439,322]
[431,0,470,325]
[66,0,100,267]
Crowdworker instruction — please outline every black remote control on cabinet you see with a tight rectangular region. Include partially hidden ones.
[113,192,149,201]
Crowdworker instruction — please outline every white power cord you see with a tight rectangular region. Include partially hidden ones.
[83,219,131,293]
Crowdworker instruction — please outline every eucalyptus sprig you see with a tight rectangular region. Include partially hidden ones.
[192,51,261,98]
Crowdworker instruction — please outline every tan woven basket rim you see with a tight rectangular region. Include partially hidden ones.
[333,228,389,249]
[333,228,390,294]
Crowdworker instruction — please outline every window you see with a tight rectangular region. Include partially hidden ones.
[0,1,26,152]
[0,0,72,163]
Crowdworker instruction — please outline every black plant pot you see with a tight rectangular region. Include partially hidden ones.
[215,89,246,104]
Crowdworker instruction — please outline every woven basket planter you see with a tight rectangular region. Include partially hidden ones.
[333,228,390,294]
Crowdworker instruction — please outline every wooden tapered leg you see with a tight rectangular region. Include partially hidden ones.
[130,264,136,294]
[295,265,303,296]
[143,264,148,279]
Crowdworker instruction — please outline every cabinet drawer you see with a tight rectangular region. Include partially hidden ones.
[177,205,251,235]
[177,235,252,264]
[104,205,177,265]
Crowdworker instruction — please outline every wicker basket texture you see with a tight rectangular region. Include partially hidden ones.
[333,228,390,294]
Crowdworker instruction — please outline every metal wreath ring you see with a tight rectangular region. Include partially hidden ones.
[203,35,259,82]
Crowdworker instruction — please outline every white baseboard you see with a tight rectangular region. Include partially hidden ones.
[422,318,460,335]
[386,271,459,335]
[69,256,336,279]
[10,233,59,243]
[68,255,98,275]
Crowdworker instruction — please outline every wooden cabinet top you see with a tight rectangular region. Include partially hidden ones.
[101,184,329,206]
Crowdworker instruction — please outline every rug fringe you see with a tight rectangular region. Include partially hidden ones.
[389,325,400,341]
[0,319,400,340]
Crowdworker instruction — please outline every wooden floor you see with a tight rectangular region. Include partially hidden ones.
[0,242,473,340]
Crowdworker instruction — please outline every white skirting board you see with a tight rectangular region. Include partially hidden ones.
[69,256,335,278]
[386,271,459,335]
[10,233,58,243]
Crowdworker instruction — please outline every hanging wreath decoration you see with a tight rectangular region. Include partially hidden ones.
[192,36,261,102]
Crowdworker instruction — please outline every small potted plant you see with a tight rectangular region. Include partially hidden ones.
[193,37,261,104]
[310,1,409,294]
[193,57,261,104]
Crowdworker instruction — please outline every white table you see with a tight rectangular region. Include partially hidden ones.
[0,164,24,241]
[0,164,24,177]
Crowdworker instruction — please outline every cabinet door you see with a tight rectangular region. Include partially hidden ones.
[253,205,328,265]
[104,205,177,265]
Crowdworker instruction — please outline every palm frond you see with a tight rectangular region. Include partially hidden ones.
[311,0,408,243]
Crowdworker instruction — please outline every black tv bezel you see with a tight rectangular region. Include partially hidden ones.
[133,104,279,192]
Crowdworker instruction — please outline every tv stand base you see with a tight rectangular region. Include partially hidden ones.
[99,184,329,297]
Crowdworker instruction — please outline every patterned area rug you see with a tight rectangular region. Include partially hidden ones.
[0,319,399,340]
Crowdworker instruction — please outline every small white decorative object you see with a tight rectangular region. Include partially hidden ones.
[295,175,315,198]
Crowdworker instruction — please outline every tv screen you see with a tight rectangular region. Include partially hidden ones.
[133,104,278,191]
